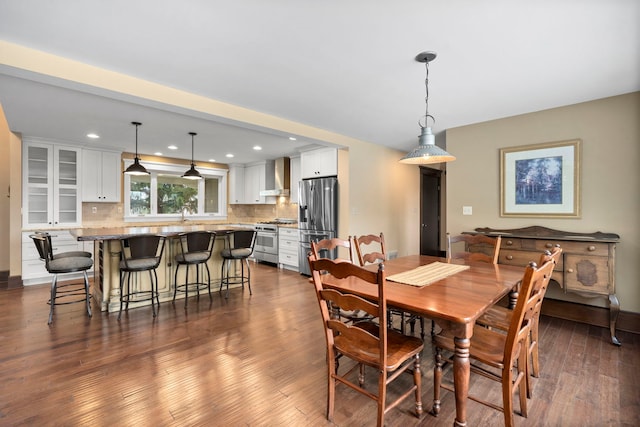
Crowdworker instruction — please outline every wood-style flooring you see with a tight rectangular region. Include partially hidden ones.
[1,263,638,426]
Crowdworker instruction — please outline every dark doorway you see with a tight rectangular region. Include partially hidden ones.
[420,167,442,256]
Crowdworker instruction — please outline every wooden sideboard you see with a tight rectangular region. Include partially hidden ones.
[465,226,621,345]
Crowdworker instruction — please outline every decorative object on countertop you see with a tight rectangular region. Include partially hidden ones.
[400,51,455,165]
[123,121,150,176]
[182,132,202,180]
[500,139,581,218]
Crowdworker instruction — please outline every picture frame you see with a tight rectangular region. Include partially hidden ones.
[500,139,581,218]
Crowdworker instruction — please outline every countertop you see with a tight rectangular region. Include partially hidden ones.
[70,224,255,241]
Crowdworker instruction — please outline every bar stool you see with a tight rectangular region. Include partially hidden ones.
[219,230,257,299]
[30,234,93,325]
[118,234,166,320]
[35,231,92,259]
[173,231,216,308]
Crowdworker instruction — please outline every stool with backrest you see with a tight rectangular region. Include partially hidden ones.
[219,230,257,299]
[173,231,216,308]
[432,254,556,427]
[30,233,93,325]
[118,234,166,320]
[35,231,92,259]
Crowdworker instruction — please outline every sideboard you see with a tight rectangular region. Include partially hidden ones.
[465,226,621,345]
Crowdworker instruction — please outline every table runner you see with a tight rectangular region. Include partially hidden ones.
[386,261,470,287]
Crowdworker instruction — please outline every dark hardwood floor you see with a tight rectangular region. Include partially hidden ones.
[1,263,638,426]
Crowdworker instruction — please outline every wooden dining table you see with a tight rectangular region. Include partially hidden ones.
[320,254,525,427]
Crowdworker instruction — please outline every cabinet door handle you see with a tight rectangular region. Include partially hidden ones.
[506,240,513,246]
[545,243,553,248]
[588,245,596,252]
[567,268,574,273]
[506,255,513,260]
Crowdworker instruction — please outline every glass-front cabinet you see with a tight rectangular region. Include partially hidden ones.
[23,139,82,228]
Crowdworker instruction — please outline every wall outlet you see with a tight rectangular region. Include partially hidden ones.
[462,206,473,215]
[91,206,97,214]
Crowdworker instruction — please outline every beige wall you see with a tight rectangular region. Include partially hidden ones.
[446,92,640,313]
[0,104,9,271]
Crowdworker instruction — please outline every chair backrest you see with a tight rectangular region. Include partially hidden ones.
[30,233,53,267]
[311,237,353,263]
[447,233,502,264]
[531,245,562,319]
[229,230,257,251]
[177,231,216,258]
[308,254,388,367]
[120,235,166,269]
[354,233,387,266]
[504,256,556,365]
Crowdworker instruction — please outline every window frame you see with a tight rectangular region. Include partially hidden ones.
[123,160,228,222]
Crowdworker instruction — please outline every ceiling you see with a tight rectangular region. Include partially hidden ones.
[1,1,638,164]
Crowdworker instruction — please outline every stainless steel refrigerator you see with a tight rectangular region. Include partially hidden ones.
[298,176,338,275]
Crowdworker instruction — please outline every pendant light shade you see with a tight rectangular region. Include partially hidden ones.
[400,51,456,165]
[182,132,202,179]
[124,121,150,175]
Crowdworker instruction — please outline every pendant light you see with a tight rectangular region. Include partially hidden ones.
[182,132,202,179]
[124,121,150,175]
[399,51,456,165]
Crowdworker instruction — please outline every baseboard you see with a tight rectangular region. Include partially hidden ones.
[541,298,640,335]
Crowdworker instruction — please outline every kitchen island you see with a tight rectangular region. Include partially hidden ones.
[71,224,254,313]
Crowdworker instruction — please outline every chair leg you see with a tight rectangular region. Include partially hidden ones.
[245,258,252,295]
[173,264,180,302]
[118,271,126,321]
[195,264,200,299]
[149,269,158,317]
[327,352,336,421]
[184,265,189,308]
[204,263,212,300]
[48,274,58,325]
[83,270,92,318]
[377,365,386,427]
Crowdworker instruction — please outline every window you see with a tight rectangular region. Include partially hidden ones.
[123,160,227,222]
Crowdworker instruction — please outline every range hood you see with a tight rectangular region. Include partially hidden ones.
[259,157,291,197]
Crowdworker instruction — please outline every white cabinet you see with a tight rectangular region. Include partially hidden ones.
[229,164,246,204]
[21,231,93,285]
[289,155,300,204]
[300,147,337,179]
[278,227,299,271]
[244,163,266,204]
[82,149,121,202]
[23,140,82,228]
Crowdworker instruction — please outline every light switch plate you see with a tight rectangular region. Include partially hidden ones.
[462,206,473,215]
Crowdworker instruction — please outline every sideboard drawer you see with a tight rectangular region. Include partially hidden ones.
[534,240,609,256]
[564,254,612,295]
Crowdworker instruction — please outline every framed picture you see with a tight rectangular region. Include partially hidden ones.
[500,139,581,218]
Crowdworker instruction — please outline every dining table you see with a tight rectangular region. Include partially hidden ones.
[320,254,526,427]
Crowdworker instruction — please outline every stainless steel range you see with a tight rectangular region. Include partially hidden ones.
[253,223,278,264]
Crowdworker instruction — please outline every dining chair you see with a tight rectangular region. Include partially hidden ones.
[30,233,93,324]
[118,234,166,320]
[354,233,424,339]
[431,255,556,427]
[219,230,257,298]
[173,231,216,308]
[447,233,502,264]
[308,254,424,427]
[477,245,563,397]
[311,237,354,263]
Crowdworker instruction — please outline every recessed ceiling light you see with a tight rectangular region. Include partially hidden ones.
[225,154,234,158]
[168,145,178,150]
[289,136,297,141]
[208,158,216,163]
[253,145,262,151]
[154,152,163,156]
[87,133,100,139]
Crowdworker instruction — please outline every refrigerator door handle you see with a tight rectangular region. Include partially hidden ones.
[299,205,308,223]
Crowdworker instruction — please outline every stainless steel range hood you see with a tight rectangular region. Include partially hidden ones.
[259,157,291,197]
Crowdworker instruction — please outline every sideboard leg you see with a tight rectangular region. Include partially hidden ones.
[608,293,621,346]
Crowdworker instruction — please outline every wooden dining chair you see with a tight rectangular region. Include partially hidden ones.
[431,255,556,427]
[477,245,563,397]
[308,254,424,427]
[311,237,354,264]
[354,233,425,339]
[447,233,502,264]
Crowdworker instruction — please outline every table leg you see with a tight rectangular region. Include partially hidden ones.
[452,336,471,427]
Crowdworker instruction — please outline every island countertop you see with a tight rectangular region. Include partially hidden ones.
[70,224,255,241]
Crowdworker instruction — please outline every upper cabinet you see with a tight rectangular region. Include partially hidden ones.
[289,155,300,204]
[300,147,337,179]
[82,149,121,202]
[23,139,82,228]
[229,162,276,205]
[244,162,267,204]
[228,164,246,204]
